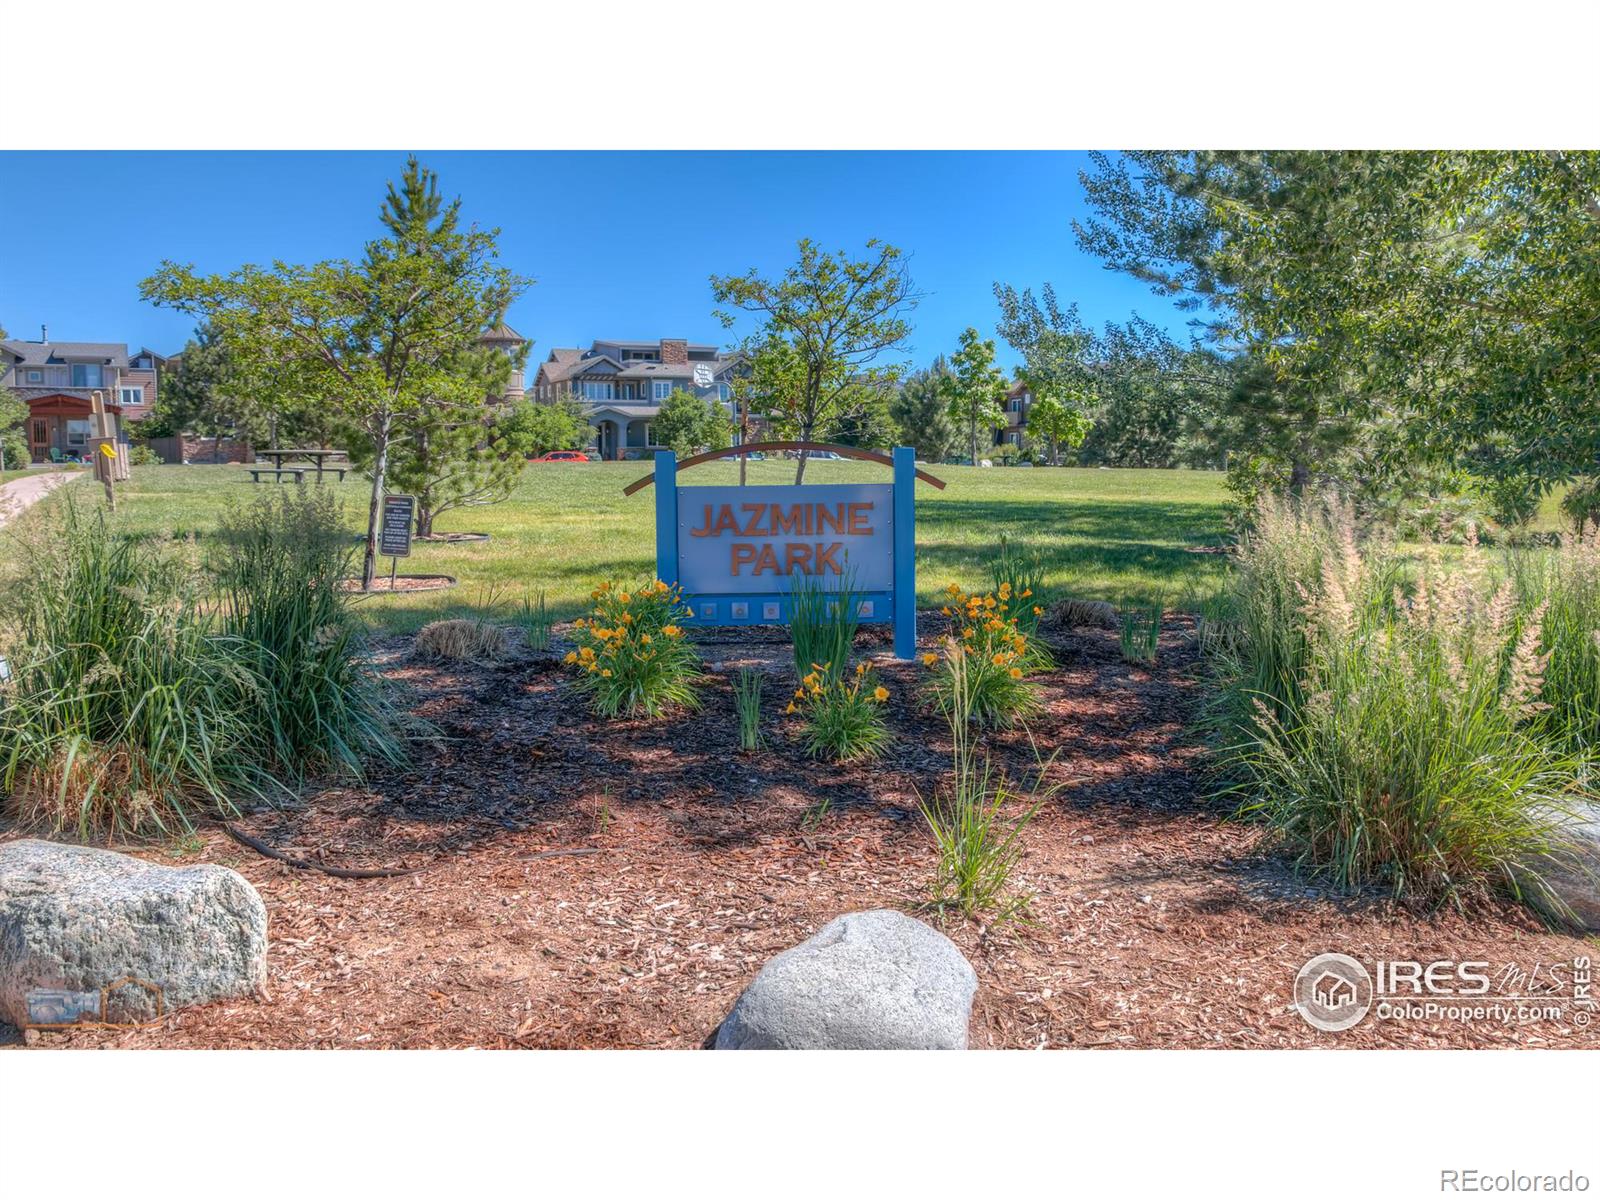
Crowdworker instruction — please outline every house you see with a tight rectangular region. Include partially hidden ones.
[995,380,1034,453]
[531,338,741,459]
[1,331,165,463]
[479,321,528,402]
[1312,972,1357,1011]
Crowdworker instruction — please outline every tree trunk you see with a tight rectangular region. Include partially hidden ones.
[1288,458,1310,496]
[416,500,435,539]
[969,414,979,466]
[362,416,391,590]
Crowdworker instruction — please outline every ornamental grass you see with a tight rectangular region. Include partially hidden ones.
[565,579,703,718]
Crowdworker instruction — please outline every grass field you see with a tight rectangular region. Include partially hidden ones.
[9,461,1236,633]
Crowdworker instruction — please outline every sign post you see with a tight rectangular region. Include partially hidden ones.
[379,493,414,590]
[645,443,934,659]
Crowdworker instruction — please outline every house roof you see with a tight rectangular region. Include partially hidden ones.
[1,340,130,367]
[584,404,665,421]
[480,322,525,344]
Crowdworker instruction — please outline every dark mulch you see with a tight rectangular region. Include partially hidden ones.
[4,612,1595,1049]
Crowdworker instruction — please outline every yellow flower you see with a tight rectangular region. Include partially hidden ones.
[856,662,868,676]
[794,688,806,698]
[601,668,613,678]
[873,686,889,703]
[620,612,633,624]
[618,592,632,604]
[999,582,1012,599]
[785,701,797,714]
[962,628,975,640]
[1033,605,1043,616]
[946,582,961,596]
[573,617,587,628]
[663,624,681,637]
[598,581,612,592]
[1022,588,1032,598]
[579,646,596,661]
[1009,667,1023,679]
[641,634,653,645]
[922,652,938,666]
[563,651,578,664]
[941,606,951,616]
[983,595,996,609]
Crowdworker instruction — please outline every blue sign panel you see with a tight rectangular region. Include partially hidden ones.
[652,447,921,658]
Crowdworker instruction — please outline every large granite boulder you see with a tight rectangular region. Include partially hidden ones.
[1546,809,1600,931]
[0,839,268,1029]
[714,909,977,1049]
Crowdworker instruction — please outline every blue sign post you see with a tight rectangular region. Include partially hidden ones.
[646,444,930,659]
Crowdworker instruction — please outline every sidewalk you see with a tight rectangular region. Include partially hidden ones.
[0,469,81,527]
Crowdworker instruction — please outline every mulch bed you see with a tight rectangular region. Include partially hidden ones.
[4,613,1596,1050]
[336,574,457,594]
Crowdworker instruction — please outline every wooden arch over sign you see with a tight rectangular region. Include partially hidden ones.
[621,441,946,497]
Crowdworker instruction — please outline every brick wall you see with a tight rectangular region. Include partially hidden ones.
[660,339,688,365]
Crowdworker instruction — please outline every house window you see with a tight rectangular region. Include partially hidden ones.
[652,381,673,401]
[70,364,104,387]
[66,419,90,447]
[1009,399,1020,413]
[580,381,615,401]
[645,423,654,444]
[25,369,42,383]
[119,387,144,407]
[717,384,731,402]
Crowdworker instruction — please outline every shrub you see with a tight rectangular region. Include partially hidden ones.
[918,645,1040,919]
[789,571,858,683]
[790,661,890,762]
[988,535,1050,646]
[930,581,1042,727]
[1209,498,1591,915]
[1118,598,1162,664]
[1559,477,1600,536]
[413,618,511,663]
[127,443,162,467]
[0,495,264,837]
[211,487,405,781]
[733,668,765,751]
[566,579,702,717]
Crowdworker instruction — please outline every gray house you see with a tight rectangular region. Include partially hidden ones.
[531,338,740,459]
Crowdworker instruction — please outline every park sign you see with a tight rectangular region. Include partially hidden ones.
[379,494,415,558]
[627,444,944,659]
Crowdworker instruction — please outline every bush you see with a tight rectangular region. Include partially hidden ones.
[988,535,1050,646]
[918,645,1040,920]
[413,618,511,663]
[1559,477,1600,536]
[127,443,162,467]
[930,581,1042,727]
[0,495,264,837]
[211,487,405,781]
[790,661,891,762]
[1208,498,1591,915]
[566,580,702,717]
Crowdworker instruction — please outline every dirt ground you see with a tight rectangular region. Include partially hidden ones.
[4,613,1596,1049]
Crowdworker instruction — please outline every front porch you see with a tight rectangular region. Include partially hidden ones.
[26,395,124,463]
[588,406,662,461]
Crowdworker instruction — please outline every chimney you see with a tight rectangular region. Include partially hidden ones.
[660,339,688,366]
[40,324,48,343]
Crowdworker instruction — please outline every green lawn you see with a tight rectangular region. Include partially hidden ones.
[22,462,1232,634]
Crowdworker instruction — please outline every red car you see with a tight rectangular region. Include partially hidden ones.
[534,450,590,463]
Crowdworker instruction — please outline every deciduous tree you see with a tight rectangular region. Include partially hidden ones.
[941,328,1007,465]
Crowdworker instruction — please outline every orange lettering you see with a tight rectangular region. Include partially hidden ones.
[817,504,845,534]
[752,544,781,575]
[847,503,873,535]
[784,543,814,574]
[815,542,844,574]
[730,543,759,574]
[690,504,716,537]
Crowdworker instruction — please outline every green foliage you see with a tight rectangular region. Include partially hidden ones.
[1119,598,1162,664]
[824,386,896,450]
[713,238,918,483]
[1478,473,1544,533]
[1512,533,1600,752]
[499,398,588,457]
[652,388,732,456]
[988,535,1050,645]
[732,668,765,751]
[143,155,528,587]
[210,487,405,781]
[889,358,956,462]
[788,571,860,683]
[0,496,263,837]
[941,328,1008,467]
[516,589,553,651]
[931,581,1041,727]
[918,645,1040,920]
[1206,498,1592,916]
[566,580,702,718]
[1024,394,1089,465]
[126,443,162,467]
[793,661,891,763]
[1559,477,1600,536]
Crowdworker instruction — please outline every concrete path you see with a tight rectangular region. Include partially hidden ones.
[0,469,82,527]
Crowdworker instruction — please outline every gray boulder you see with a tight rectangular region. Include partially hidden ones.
[0,839,268,1029]
[714,909,977,1049]
[1545,810,1600,931]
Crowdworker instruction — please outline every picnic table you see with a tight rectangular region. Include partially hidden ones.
[252,448,348,483]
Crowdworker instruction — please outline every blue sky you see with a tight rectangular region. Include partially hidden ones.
[0,151,1189,371]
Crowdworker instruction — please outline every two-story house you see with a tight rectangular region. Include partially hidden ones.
[531,338,741,459]
[1,333,165,462]
[997,380,1033,453]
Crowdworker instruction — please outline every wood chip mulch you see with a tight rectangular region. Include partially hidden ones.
[4,613,1596,1050]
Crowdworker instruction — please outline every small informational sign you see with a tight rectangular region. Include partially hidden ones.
[380,494,415,558]
[676,484,893,594]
